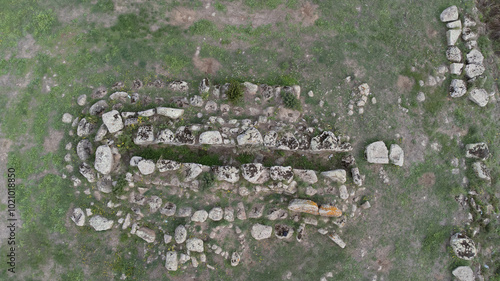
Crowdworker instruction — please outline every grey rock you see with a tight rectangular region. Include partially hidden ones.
[102,110,124,133]
[199,131,223,145]
[473,161,491,181]
[199,78,210,94]
[389,144,404,166]
[446,20,462,29]
[186,238,204,252]
[447,29,461,46]
[469,88,489,107]
[97,175,112,193]
[156,159,181,172]
[276,133,299,150]
[288,199,319,215]
[71,208,85,226]
[208,207,223,221]
[251,223,273,240]
[89,215,114,231]
[465,143,489,160]
[213,166,240,183]
[109,91,128,101]
[134,125,155,145]
[94,124,107,142]
[191,210,208,222]
[366,141,389,164]
[136,227,156,243]
[94,145,114,175]
[466,49,484,65]
[156,129,175,144]
[440,6,458,22]
[446,46,462,62]
[165,251,178,271]
[231,252,240,266]
[77,94,87,106]
[263,131,278,146]
[176,207,192,218]
[175,127,195,144]
[89,100,108,116]
[310,131,352,152]
[416,92,426,102]
[270,166,294,182]
[465,64,485,79]
[156,107,184,119]
[293,169,318,184]
[168,81,189,92]
[450,79,467,98]
[244,82,258,95]
[184,163,203,181]
[462,27,478,41]
[160,202,177,216]
[321,169,347,183]
[137,159,155,175]
[237,127,263,145]
[339,185,349,200]
[148,196,162,213]
[236,202,247,220]
[76,139,93,161]
[450,233,477,260]
[241,163,267,184]
[328,232,346,248]
[248,205,265,218]
[79,162,97,183]
[450,63,464,75]
[62,113,73,124]
[224,207,234,222]
[175,225,187,244]
[77,118,96,137]
[351,167,364,186]
[205,100,217,112]
[452,266,475,281]
[130,156,143,167]
[190,95,204,107]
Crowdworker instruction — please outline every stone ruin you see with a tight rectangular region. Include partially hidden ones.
[62,78,374,272]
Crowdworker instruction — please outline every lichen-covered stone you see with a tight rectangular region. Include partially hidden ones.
[450,233,477,260]
[288,199,319,215]
[319,204,342,217]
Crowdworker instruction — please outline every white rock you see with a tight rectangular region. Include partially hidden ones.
[452,266,475,281]
[447,29,461,46]
[440,6,458,22]
[89,215,114,231]
[138,108,155,117]
[77,94,87,106]
[416,92,426,102]
[213,166,240,183]
[186,238,204,252]
[94,145,114,175]
[450,63,464,75]
[446,20,462,29]
[469,88,489,107]
[241,163,267,184]
[136,227,156,243]
[156,159,181,172]
[293,169,318,184]
[156,129,175,144]
[250,223,273,240]
[473,161,491,181]
[134,125,155,145]
[328,232,346,248]
[244,82,258,95]
[199,131,223,145]
[130,156,143,167]
[446,46,462,62]
[465,64,485,79]
[237,127,263,145]
[339,185,349,200]
[165,251,178,271]
[321,169,347,183]
[466,49,484,65]
[389,144,404,166]
[175,225,187,244]
[71,208,85,226]
[191,210,208,222]
[156,107,184,119]
[366,141,389,164]
[450,79,467,98]
[137,159,155,175]
[62,113,73,123]
[208,207,223,221]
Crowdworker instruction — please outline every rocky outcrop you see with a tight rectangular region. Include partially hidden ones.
[366,141,389,164]
[237,127,263,145]
[450,233,477,260]
[102,110,124,133]
[89,215,114,231]
[251,223,273,240]
[94,145,114,175]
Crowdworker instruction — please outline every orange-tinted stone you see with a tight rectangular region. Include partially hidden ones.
[319,204,342,217]
[288,199,319,215]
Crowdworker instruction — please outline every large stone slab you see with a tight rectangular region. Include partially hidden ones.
[237,127,263,145]
[389,144,404,166]
[366,141,389,164]
[89,215,114,231]
[251,223,273,240]
[199,131,223,145]
[94,145,114,175]
[102,110,124,133]
[440,6,459,22]
[136,227,156,243]
[156,107,184,119]
[288,199,319,215]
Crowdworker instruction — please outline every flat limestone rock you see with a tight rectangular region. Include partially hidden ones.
[270,166,294,182]
[165,251,178,271]
[136,227,156,243]
[156,107,184,119]
[389,144,404,166]
[468,88,489,107]
[321,169,346,183]
[156,129,175,144]
[293,169,318,184]
[241,163,267,184]
[440,6,459,22]
[288,199,319,215]
[76,139,93,161]
[186,238,204,252]
[328,232,346,248]
[213,166,240,183]
[94,145,114,175]
[156,159,181,172]
[175,225,187,244]
[251,223,273,240]
[71,208,85,226]
[199,131,223,145]
[134,125,155,145]
[89,215,114,231]
[237,127,263,145]
[137,159,155,175]
[450,79,467,98]
[366,141,389,164]
[465,64,485,79]
[191,210,208,222]
[473,161,491,181]
[102,110,124,133]
[452,266,475,281]
[447,29,461,46]
[319,204,342,217]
